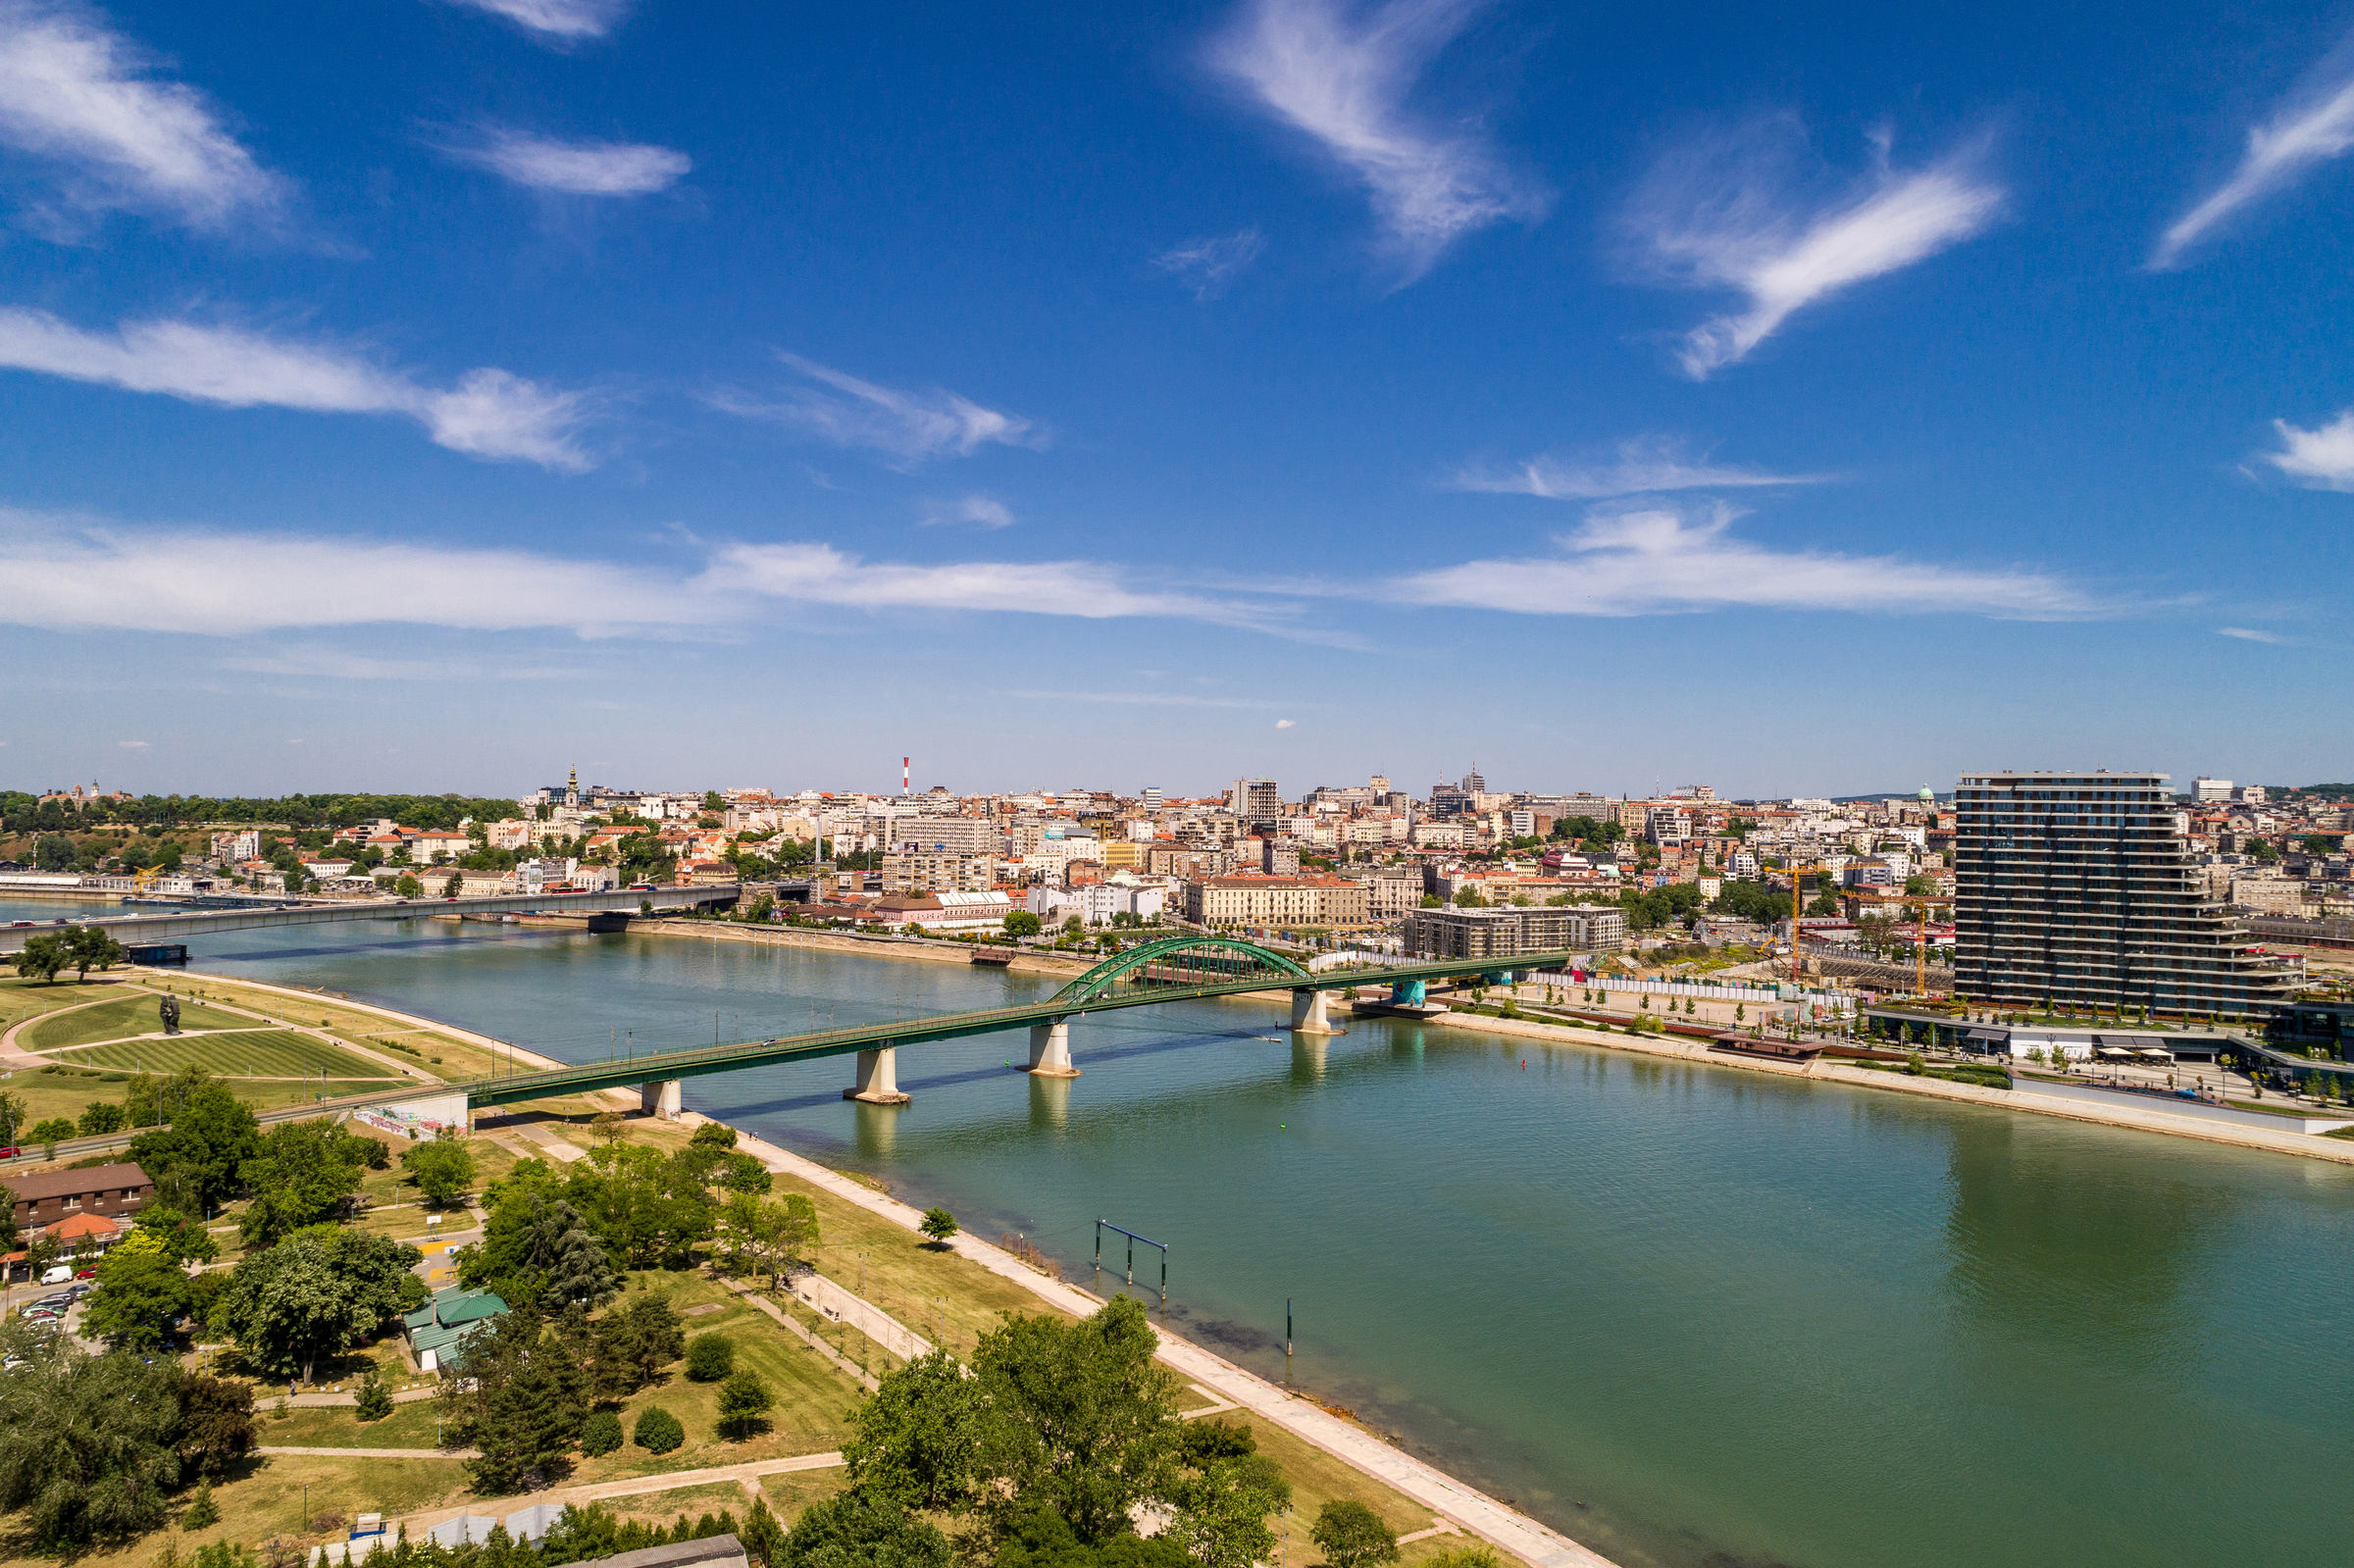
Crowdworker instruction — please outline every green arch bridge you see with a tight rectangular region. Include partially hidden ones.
[454,936,1575,1113]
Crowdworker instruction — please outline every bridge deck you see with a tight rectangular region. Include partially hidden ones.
[466,950,1577,1107]
[0,883,738,952]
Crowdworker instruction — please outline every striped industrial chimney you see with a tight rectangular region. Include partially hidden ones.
[902,756,910,795]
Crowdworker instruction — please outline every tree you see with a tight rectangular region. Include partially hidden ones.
[580,1409,624,1456]
[461,1182,618,1310]
[1165,1424,1291,1568]
[589,1291,686,1393]
[84,1231,195,1351]
[211,1226,422,1384]
[443,872,463,897]
[355,1374,393,1422]
[969,1296,1180,1542]
[775,1492,952,1568]
[1309,1500,1400,1568]
[27,1119,75,1158]
[394,875,423,898]
[633,1405,684,1454]
[716,1370,773,1440]
[77,1101,127,1137]
[127,1086,261,1212]
[1004,911,1042,938]
[11,931,69,984]
[715,1192,820,1291]
[919,1206,958,1246]
[134,1206,219,1265]
[844,1349,982,1513]
[688,1334,736,1382]
[66,925,126,981]
[995,1506,1189,1567]
[236,1121,366,1245]
[401,1139,478,1209]
[180,1483,220,1531]
[0,1342,188,1549]
[441,1305,589,1493]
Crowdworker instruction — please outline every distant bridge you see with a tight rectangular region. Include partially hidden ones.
[464,935,1575,1113]
[0,883,738,954]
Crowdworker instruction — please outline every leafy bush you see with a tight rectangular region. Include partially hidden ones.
[686,1334,735,1383]
[354,1375,393,1422]
[581,1410,623,1457]
[716,1371,772,1441]
[180,1483,220,1531]
[634,1405,684,1454]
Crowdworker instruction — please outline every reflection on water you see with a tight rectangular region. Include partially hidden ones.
[168,921,2354,1568]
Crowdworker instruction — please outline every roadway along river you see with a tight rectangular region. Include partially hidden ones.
[107,917,2354,1567]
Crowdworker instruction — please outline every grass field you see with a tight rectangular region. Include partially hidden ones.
[48,1029,403,1080]
[20,991,252,1050]
[0,978,128,1034]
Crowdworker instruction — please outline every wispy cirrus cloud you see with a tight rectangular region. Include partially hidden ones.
[444,127,689,196]
[442,0,633,42]
[1153,228,1266,299]
[0,523,691,634]
[704,543,1235,622]
[0,0,284,232]
[1632,120,2003,378]
[2217,627,2287,644]
[1454,435,1831,500]
[0,517,1296,638]
[709,353,1041,468]
[2261,409,2354,490]
[0,307,595,468]
[921,494,1014,529]
[1386,502,2091,619]
[220,646,592,681]
[1211,0,1544,282]
[1000,689,1293,710]
[2155,35,2354,268]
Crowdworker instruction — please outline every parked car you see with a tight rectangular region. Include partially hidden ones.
[33,1294,72,1309]
[64,1284,92,1301]
[72,1269,95,1281]
[17,1309,61,1324]
[36,1265,72,1286]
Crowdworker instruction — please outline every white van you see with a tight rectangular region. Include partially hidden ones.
[36,1265,73,1287]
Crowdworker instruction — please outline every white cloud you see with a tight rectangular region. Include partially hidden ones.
[0,308,594,469]
[1455,436,1830,500]
[447,128,689,195]
[2156,38,2354,268]
[443,0,632,42]
[710,353,1040,467]
[116,738,146,748]
[1633,124,2003,378]
[1211,0,1544,281]
[0,0,282,230]
[1386,502,2091,619]
[922,494,1014,529]
[703,542,1229,621]
[219,646,591,680]
[2262,409,2354,491]
[0,524,691,634]
[1276,718,1297,729]
[1153,228,1266,298]
[2218,627,2286,644]
[1001,689,1290,710]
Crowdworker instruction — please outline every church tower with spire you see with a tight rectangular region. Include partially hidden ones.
[565,765,579,811]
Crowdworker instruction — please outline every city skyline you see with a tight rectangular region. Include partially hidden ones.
[2,2,2351,793]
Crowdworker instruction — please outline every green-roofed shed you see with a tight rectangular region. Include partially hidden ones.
[403,1285,508,1374]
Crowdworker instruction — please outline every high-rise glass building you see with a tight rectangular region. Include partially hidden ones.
[1953,770,2295,1014]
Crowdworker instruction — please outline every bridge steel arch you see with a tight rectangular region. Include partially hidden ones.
[1051,936,1313,1007]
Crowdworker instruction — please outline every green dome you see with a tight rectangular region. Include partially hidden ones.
[1918,785,1935,802]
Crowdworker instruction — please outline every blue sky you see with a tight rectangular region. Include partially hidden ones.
[1,0,2349,800]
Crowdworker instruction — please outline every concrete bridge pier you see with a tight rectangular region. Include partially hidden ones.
[586,912,633,933]
[640,1080,683,1119]
[1026,1017,1081,1078]
[844,1047,912,1105]
[1290,987,1344,1036]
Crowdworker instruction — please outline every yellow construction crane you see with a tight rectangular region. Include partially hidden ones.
[1778,859,1838,985]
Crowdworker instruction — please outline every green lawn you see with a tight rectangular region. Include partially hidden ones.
[49,1029,403,1080]
[270,1400,447,1449]
[21,992,252,1050]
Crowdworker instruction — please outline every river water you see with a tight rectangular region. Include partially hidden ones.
[64,916,2354,1567]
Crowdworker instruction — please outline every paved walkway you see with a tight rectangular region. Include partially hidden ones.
[1433,1009,2354,1166]
[261,1444,476,1459]
[697,1113,1618,1568]
[396,1451,845,1530]
[717,1278,878,1393]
